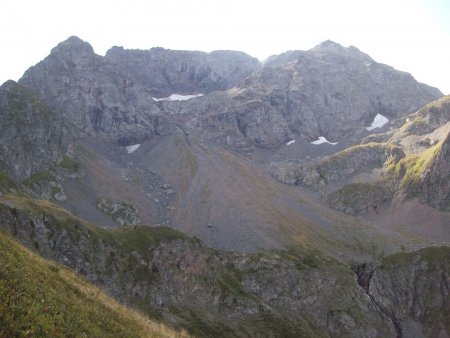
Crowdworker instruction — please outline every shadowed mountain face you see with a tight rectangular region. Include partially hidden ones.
[19,37,441,150]
[0,81,67,180]
[19,36,260,146]
[105,46,261,97]
[19,36,170,146]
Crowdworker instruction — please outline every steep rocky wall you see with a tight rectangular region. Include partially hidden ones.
[105,47,261,97]
[355,248,450,338]
[163,41,442,148]
[270,143,404,190]
[0,195,447,337]
[19,36,170,145]
[417,132,450,210]
[0,195,396,338]
[0,81,68,180]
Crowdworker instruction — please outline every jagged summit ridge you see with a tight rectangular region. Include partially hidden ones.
[18,36,442,149]
[105,44,261,97]
[50,35,95,57]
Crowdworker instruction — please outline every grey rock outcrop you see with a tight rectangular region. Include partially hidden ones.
[416,132,450,210]
[270,142,405,190]
[327,182,391,215]
[356,248,450,338]
[401,95,450,136]
[105,46,261,97]
[244,41,441,141]
[0,81,67,180]
[96,197,140,225]
[1,197,448,337]
[19,36,170,145]
[0,199,392,337]
[18,37,442,150]
[162,41,442,148]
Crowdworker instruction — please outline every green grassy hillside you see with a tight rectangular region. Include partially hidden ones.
[0,228,189,338]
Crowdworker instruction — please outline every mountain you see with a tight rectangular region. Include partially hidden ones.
[13,36,449,251]
[1,36,449,337]
[160,40,442,148]
[19,36,170,145]
[19,36,260,146]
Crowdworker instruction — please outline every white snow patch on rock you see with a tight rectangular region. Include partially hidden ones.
[286,140,296,146]
[126,144,140,154]
[153,93,204,102]
[311,136,338,145]
[366,114,389,131]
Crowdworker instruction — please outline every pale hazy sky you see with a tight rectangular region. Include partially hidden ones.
[1,0,449,93]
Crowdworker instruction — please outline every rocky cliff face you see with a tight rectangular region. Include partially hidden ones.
[355,248,450,338]
[19,36,170,145]
[105,47,261,97]
[416,132,450,210]
[0,81,67,180]
[246,41,441,142]
[18,36,260,145]
[401,95,450,137]
[19,37,441,150]
[0,194,447,338]
[270,142,404,189]
[161,41,442,148]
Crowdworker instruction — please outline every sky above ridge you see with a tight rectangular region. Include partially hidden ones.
[1,0,449,94]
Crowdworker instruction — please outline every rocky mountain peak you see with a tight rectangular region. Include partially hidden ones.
[310,39,372,63]
[50,36,95,59]
[0,79,18,91]
[312,39,344,50]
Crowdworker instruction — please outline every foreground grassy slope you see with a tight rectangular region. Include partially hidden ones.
[0,228,188,338]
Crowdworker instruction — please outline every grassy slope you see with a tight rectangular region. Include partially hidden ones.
[386,140,443,191]
[0,228,189,338]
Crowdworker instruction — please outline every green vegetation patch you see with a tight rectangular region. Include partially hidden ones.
[96,197,140,225]
[0,228,188,338]
[330,183,385,204]
[216,263,255,301]
[323,142,404,165]
[3,82,54,125]
[278,246,336,270]
[386,140,442,193]
[327,182,388,214]
[23,171,55,187]
[57,155,81,173]
[111,225,192,257]
[381,245,450,268]
[0,170,17,192]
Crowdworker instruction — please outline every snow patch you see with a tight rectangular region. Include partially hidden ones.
[286,140,296,146]
[153,93,204,102]
[366,114,389,131]
[311,136,338,145]
[126,144,140,154]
